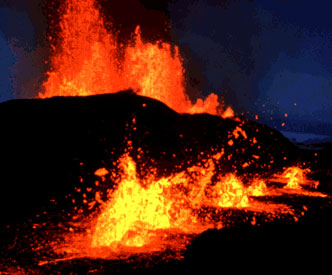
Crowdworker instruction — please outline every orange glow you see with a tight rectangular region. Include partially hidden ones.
[89,154,326,253]
[40,0,121,97]
[271,166,320,190]
[283,167,305,189]
[32,0,331,265]
[92,154,172,248]
[39,0,230,117]
[232,126,248,139]
[248,179,268,196]
[49,149,327,262]
[94,168,109,177]
[222,106,235,119]
[210,174,249,208]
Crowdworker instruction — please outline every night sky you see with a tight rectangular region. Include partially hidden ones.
[1,0,332,136]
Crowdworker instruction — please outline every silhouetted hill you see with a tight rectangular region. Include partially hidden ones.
[0,90,301,223]
[0,90,331,274]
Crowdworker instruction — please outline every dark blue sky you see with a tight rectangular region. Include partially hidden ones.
[1,0,332,133]
[0,29,15,102]
[169,0,332,129]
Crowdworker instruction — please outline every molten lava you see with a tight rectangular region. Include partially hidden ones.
[47,144,327,263]
[31,0,330,266]
[40,0,224,116]
[92,154,172,249]
[90,152,326,252]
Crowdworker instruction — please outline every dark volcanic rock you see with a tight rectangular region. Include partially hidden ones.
[0,90,331,274]
[0,90,300,224]
[183,213,332,273]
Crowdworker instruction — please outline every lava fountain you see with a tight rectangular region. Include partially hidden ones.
[29,0,329,266]
[45,140,327,263]
[39,0,225,117]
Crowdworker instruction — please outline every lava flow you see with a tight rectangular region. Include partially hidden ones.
[45,143,327,263]
[29,0,329,266]
[39,0,227,117]
[90,153,325,252]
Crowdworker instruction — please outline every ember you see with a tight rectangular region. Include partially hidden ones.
[34,0,329,263]
[1,0,332,273]
[48,142,326,261]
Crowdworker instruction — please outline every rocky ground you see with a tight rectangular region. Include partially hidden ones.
[0,91,331,274]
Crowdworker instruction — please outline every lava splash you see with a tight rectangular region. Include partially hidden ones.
[45,146,327,263]
[39,0,227,117]
[17,0,329,269]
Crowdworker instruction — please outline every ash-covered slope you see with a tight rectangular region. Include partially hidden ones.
[0,90,300,224]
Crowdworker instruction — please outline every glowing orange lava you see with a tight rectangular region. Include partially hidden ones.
[90,154,326,251]
[33,0,330,265]
[39,0,226,116]
[48,147,327,263]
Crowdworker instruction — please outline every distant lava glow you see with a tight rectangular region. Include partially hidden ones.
[39,0,225,117]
